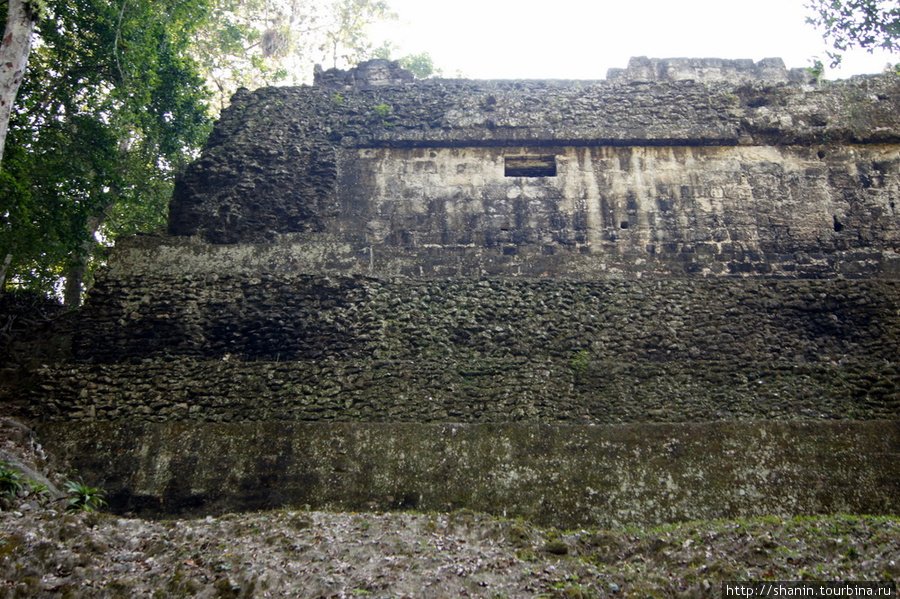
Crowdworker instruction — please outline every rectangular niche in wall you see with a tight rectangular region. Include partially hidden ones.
[505,155,557,177]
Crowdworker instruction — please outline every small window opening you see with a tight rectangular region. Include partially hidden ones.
[620,221,629,229]
[505,155,557,177]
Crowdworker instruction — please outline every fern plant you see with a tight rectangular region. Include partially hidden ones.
[63,480,107,512]
[25,481,53,507]
[0,463,24,507]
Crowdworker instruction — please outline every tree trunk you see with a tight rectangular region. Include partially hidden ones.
[0,252,12,292]
[62,256,87,307]
[63,237,95,307]
[0,0,38,168]
[63,215,104,307]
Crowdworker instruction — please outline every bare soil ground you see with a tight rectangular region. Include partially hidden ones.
[1,507,898,598]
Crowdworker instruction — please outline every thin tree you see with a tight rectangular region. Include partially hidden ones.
[0,0,43,168]
[0,0,43,290]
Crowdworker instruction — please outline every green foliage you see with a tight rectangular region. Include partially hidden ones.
[373,43,442,78]
[0,463,25,504]
[191,0,397,110]
[0,463,57,509]
[397,52,441,79]
[63,479,107,512]
[24,481,53,507]
[321,0,395,70]
[806,0,900,67]
[24,0,50,20]
[371,102,393,128]
[0,0,213,302]
[0,0,406,301]
[372,102,391,117]
[808,58,827,81]
[570,350,590,376]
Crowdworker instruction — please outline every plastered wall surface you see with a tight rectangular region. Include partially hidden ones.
[338,145,900,262]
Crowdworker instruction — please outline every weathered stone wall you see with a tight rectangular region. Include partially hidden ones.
[605,57,812,84]
[168,59,900,280]
[21,272,898,424]
[11,59,900,525]
[73,274,900,365]
[36,420,900,528]
[106,234,900,279]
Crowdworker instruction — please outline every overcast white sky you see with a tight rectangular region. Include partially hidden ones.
[370,0,897,80]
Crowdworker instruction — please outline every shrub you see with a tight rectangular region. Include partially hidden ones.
[63,480,107,512]
[0,463,24,507]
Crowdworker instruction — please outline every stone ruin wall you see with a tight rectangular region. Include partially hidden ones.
[167,57,900,280]
[29,276,900,425]
[8,58,900,525]
[35,57,900,425]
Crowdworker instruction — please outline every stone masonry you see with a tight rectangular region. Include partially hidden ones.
[9,59,900,525]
